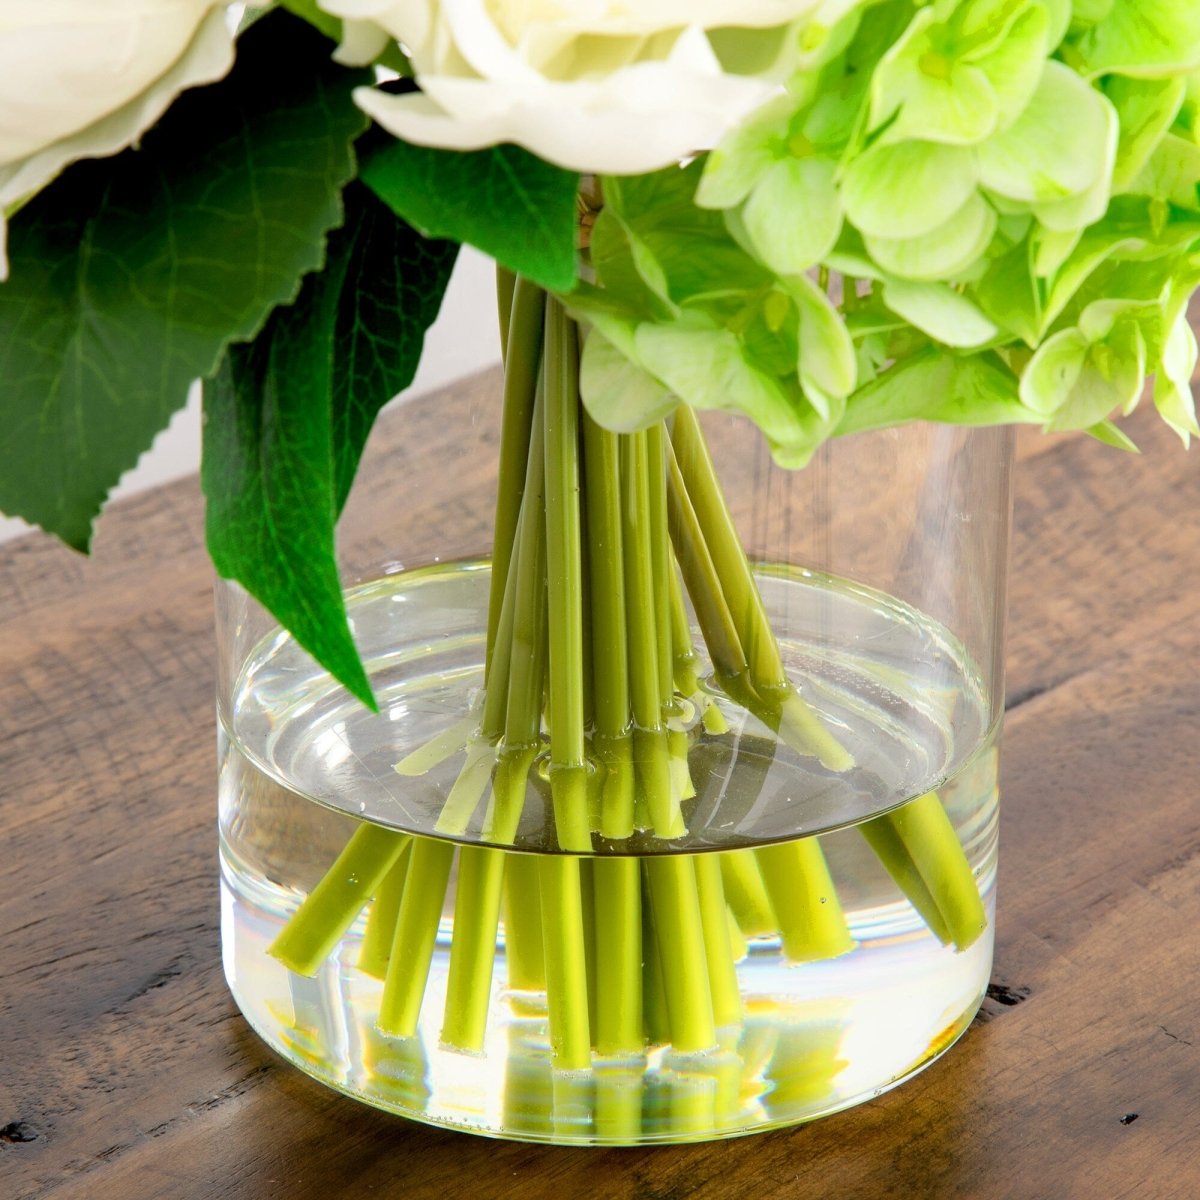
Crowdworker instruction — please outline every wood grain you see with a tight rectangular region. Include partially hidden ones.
[2,374,1199,1199]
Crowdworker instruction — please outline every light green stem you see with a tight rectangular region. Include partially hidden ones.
[756,838,854,963]
[644,856,716,1053]
[592,857,643,1057]
[543,302,591,852]
[642,895,671,1046]
[359,842,412,979]
[442,846,506,1051]
[623,432,683,839]
[269,823,409,976]
[496,266,517,362]
[694,854,742,1028]
[486,279,544,671]
[393,712,477,778]
[582,409,635,839]
[866,792,986,950]
[646,423,674,709]
[504,852,546,992]
[539,856,592,1070]
[858,815,953,946]
[378,838,455,1037]
[434,741,495,836]
[720,848,778,938]
[670,410,852,772]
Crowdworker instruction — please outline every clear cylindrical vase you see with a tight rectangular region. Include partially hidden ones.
[216,285,1012,1145]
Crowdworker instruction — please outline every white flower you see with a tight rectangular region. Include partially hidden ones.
[0,2,236,279]
[320,0,824,174]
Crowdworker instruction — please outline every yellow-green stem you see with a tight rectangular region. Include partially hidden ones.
[442,846,506,1050]
[359,842,412,979]
[378,838,455,1037]
[592,857,643,1057]
[269,823,409,976]
[539,856,592,1070]
[756,838,854,962]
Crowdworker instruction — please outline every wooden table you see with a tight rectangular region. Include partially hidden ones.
[3,385,1199,1199]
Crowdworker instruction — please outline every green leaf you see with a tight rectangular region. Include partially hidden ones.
[360,138,579,292]
[327,187,459,510]
[0,11,369,549]
[837,349,1035,436]
[1086,419,1140,452]
[202,183,455,708]
[204,309,372,710]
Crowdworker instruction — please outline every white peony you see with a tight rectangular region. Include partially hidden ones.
[0,1,236,278]
[320,0,825,174]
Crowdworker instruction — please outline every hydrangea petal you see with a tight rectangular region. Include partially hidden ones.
[865,192,998,282]
[743,156,842,275]
[977,62,1114,203]
[842,140,977,239]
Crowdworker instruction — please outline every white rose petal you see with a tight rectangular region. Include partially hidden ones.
[320,0,821,173]
[0,2,234,279]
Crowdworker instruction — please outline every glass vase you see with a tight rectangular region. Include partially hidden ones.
[216,282,1012,1145]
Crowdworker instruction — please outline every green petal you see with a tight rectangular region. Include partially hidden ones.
[743,157,843,275]
[1107,76,1188,192]
[973,6,1051,133]
[977,62,1114,203]
[1018,327,1091,415]
[697,94,795,211]
[1073,0,1200,79]
[1033,91,1118,231]
[882,279,1002,347]
[579,327,677,434]
[1153,309,1200,444]
[837,349,1035,436]
[842,140,978,239]
[865,192,998,281]
[634,323,809,453]
[786,272,858,402]
[1127,133,1200,209]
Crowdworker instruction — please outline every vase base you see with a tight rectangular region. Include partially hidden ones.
[221,860,991,1146]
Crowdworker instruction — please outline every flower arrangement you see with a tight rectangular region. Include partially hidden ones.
[2,0,1197,1145]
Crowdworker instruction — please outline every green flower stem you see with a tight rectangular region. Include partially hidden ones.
[866,792,986,950]
[594,1068,644,1142]
[442,845,506,1051]
[756,838,854,963]
[434,740,495,836]
[664,437,754,697]
[393,711,477,777]
[480,538,522,739]
[641,891,671,1046]
[496,266,516,363]
[592,857,643,1057]
[646,423,674,707]
[503,851,546,992]
[487,279,545,671]
[720,848,778,937]
[378,837,455,1037]
[579,857,599,1037]
[858,815,953,946]
[667,560,701,698]
[622,431,683,839]
[268,822,410,976]
[538,855,593,1070]
[543,299,592,852]
[694,853,742,1028]
[670,409,852,773]
[582,409,636,839]
[359,842,413,980]
[725,905,749,962]
[644,856,717,1053]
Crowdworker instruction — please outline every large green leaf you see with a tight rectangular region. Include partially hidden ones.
[0,11,369,549]
[203,183,457,708]
[360,137,578,292]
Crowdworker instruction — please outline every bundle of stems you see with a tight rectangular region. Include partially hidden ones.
[268,277,987,1067]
